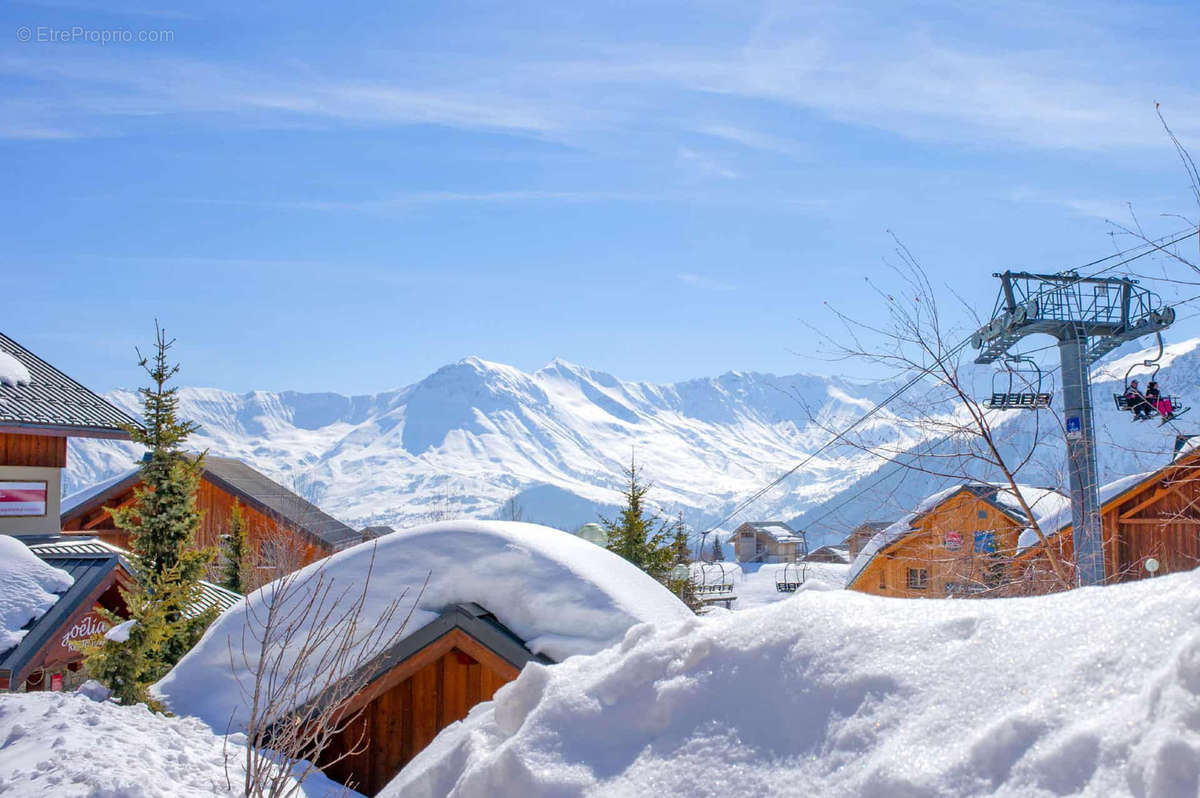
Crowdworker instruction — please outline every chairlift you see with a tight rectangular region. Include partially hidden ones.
[984,355,1052,410]
[692,562,736,596]
[774,560,808,593]
[1111,332,1190,424]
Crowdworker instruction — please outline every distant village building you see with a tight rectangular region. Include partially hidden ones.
[843,521,892,561]
[1017,445,1200,589]
[360,525,395,539]
[62,456,361,585]
[0,538,239,693]
[805,544,851,564]
[0,332,138,539]
[846,483,1068,598]
[733,521,807,563]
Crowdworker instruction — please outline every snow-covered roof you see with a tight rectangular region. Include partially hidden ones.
[0,536,74,655]
[739,521,804,544]
[383,565,1200,797]
[60,467,139,516]
[1017,469,1158,551]
[154,521,693,731]
[846,482,1069,586]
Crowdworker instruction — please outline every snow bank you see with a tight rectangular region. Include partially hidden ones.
[386,569,1200,798]
[0,351,31,388]
[155,521,693,731]
[0,536,74,654]
[0,691,352,797]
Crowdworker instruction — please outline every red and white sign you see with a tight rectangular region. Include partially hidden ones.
[944,530,963,551]
[0,481,47,517]
[50,673,63,692]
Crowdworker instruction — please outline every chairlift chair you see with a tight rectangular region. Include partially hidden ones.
[984,355,1052,410]
[1111,332,1191,424]
[774,560,808,593]
[693,562,736,596]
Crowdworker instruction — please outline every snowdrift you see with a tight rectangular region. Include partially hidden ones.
[386,570,1200,797]
[155,521,693,731]
[0,536,73,654]
[0,690,350,797]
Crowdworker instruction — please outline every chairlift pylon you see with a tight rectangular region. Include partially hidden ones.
[1111,331,1190,424]
[984,354,1052,411]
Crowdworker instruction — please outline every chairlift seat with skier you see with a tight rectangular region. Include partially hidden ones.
[1111,332,1191,424]
[984,355,1052,410]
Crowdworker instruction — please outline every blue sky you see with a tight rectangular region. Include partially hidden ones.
[2,0,1199,394]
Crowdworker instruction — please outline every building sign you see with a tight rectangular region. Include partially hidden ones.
[944,530,963,551]
[974,531,996,554]
[50,610,111,661]
[50,673,63,691]
[0,481,47,517]
[1066,416,1082,440]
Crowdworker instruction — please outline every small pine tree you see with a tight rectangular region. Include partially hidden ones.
[711,533,725,562]
[601,456,678,582]
[219,500,251,594]
[81,324,217,704]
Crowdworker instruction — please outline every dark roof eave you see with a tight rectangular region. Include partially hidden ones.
[0,422,135,440]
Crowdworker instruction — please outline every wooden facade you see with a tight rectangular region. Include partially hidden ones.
[733,521,805,563]
[848,488,1032,598]
[300,605,546,796]
[0,432,67,468]
[1018,449,1200,588]
[322,629,519,795]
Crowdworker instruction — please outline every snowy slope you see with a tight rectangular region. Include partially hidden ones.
[65,339,1200,545]
[0,690,353,797]
[65,359,925,538]
[384,568,1200,798]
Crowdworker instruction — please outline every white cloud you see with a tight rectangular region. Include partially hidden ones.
[678,272,735,291]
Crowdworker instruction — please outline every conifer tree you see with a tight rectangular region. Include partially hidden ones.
[81,324,217,704]
[711,532,725,562]
[219,500,252,594]
[601,455,678,582]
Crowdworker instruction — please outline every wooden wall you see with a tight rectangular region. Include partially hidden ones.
[1019,460,1200,589]
[850,490,1024,598]
[319,631,519,795]
[0,432,66,468]
[63,475,330,584]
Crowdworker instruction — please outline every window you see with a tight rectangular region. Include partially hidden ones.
[907,568,929,590]
[977,509,988,519]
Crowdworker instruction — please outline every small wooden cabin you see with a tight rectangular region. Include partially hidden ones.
[0,332,138,539]
[805,544,851,564]
[312,603,553,796]
[0,538,239,692]
[733,521,807,563]
[846,483,1067,598]
[1017,446,1200,588]
[62,456,366,585]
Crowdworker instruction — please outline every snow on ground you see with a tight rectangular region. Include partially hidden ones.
[156,521,693,732]
[0,690,352,797]
[0,536,73,654]
[386,568,1200,798]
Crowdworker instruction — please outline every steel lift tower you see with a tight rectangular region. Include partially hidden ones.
[971,271,1174,585]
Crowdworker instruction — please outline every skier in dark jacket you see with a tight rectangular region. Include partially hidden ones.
[1126,381,1150,420]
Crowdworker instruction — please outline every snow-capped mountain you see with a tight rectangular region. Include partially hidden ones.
[65,340,1200,547]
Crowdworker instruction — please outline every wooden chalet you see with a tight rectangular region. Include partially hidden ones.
[846,483,1068,598]
[733,521,807,563]
[62,456,366,585]
[1017,445,1200,589]
[0,332,138,539]
[0,538,239,692]
[314,603,553,795]
[843,520,892,561]
[805,543,851,564]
